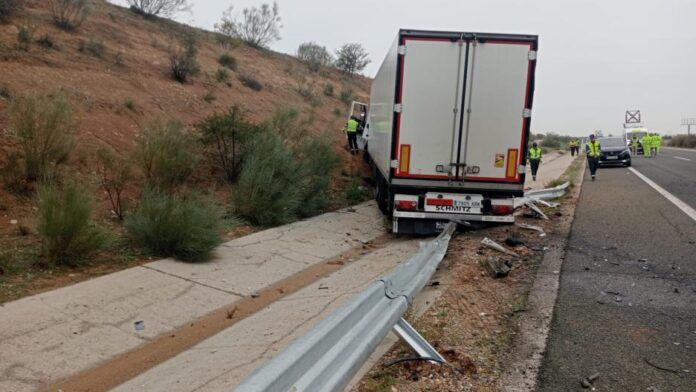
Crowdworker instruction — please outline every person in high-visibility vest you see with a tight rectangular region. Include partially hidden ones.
[585,134,601,181]
[656,133,663,154]
[344,117,359,154]
[569,139,578,157]
[528,142,542,181]
[631,136,639,156]
[641,134,651,157]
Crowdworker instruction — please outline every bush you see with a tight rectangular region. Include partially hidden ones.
[124,98,135,110]
[78,36,105,57]
[203,91,215,103]
[127,0,189,17]
[346,177,367,202]
[7,94,74,182]
[335,43,370,75]
[16,23,33,51]
[297,42,332,72]
[218,52,237,71]
[126,191,222,262]
[296,79,317,102]
[215,2,281,48]
[295,136,340,217]
[38,182,108,265]
[49,0,92,30]
[199,106,254,182]
[539,132,572,149]
[215,67,229,83]
[339,88,354,104]
[323,83,335,97]
[239,74,262,91]
[0,0,23,22]
[36,34,55,49]
[668,134,696,149]
[134,119,199,191]
[234,130,302,226]
[168,32,199,83]
[96,148,131,221]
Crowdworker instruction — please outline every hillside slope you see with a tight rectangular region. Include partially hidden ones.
[0,0,372,301]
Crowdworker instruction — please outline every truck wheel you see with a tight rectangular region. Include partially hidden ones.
[376,178,388,214]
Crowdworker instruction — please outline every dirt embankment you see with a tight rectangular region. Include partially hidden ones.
[0,0,371,302]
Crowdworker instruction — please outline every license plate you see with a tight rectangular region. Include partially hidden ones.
[606,156,618,160]
[425,193,483,214]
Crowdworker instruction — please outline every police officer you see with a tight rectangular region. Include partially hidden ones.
[641,134,651,158]
[656,133,663,155]
[569,139,577,156]
[631,135,639,156]
[344,116,359,154]
[528,142,542,181]
[585,134,601,181]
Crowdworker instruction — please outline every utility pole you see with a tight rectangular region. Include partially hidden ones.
[681,118,696,136]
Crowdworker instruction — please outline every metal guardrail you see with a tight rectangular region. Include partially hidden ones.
[514,182,570,209]
[235,223,457,392]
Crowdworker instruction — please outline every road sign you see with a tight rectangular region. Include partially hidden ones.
[682,118,696,135]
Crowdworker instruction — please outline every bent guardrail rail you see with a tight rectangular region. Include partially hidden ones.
[235,223,457,392]
[514,182,570,209]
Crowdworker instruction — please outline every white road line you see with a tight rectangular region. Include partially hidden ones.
[629,167,696,222]
[674,156,691,161]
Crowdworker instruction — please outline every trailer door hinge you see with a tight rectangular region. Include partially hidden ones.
[394,103,403,113]
[398,45,407,55]
[528,51,537,61]
[390,160,399,169]
[523,108,532,118]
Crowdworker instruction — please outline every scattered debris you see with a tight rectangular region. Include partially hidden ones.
[346,207,357,213]
[226,307,238,319]
[643,357,683,378]
[430,281,440,287]
[580,372,600,388]
[134,320,145,331]
[481,257,511,278]
[250,291,260,298]
[504,235,525,247]
[525,202,549,220]
[318,284,329,290]
[516,223,547,237]
[639,258,648,263]
[481,237,519,257]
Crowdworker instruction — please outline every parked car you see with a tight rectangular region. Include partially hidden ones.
[598,137,631,167]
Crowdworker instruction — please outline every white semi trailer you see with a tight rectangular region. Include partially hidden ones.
[361,30,538,234]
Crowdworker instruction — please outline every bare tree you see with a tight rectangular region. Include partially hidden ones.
[0,0,24,23]
[49,0,92,30]
[335,43,371,75]
[95,148,131,221]
[127,0,189,17]
[168,32,199,83]
[297,42,332,72]
[215,2,281,48]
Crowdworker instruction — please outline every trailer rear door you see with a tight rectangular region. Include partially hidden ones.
[395,38,466,179]
[459,41,534,182]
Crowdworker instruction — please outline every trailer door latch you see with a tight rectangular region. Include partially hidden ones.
[523,108,532,118]
[398,45,407,55]
[528,51,537,61]
[394,104,403,113]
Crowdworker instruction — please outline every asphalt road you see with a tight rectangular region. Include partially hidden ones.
[537,152,696,391]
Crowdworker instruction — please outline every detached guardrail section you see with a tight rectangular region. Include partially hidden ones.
[235,223,457,392]
[513,181,570,209]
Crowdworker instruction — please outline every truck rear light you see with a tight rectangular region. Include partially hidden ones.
[399,145,411,174]
[506,149,519,179]
[394,194,419,211]
[491,199,514,215]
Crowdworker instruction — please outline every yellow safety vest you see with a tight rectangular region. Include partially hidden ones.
[345,119,358,133]
[529,147,542,160]
[587,141,601,157]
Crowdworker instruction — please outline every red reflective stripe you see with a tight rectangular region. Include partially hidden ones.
[426,199,454,206]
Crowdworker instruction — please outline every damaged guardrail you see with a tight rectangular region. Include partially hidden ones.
[235,223,457,392]
[513,182,570,209]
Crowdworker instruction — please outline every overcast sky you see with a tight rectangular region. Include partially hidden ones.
[114,0,696,136]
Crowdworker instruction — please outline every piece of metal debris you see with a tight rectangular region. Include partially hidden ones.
[505,235,525,247]
[481,237,520,257]
[482,257,511,278]
[134,320,145,331]
[525,202,549,220]
[250,291,260,298]
[580,372,600,388]
[516,222,547,237]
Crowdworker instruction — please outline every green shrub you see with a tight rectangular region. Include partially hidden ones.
[297,42,332,72]
[203,91,216,103]
[16,24,33,51]
[7,94,74,182]
[96,148,131,221]
[124,98,135,110]
[134,119,199,191]
[78,36,105,57]
[215,67,230,83]
[239,74,263,91]
[266,107,304,141]
[346,177,367,202]
[0,0,23,22]
[295,136,340,217]
[539,132,573,149]
[169,32,200,83]
[49,0,92,30]
[234,131,302,226]
[38,183,108,265]
[126,191,222,262]
[218,52,237,71]
[668,134,696,149]
[199,106,255,182]
[36,34,55,49]
[323,83,335,97]
[339,88,354,104]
